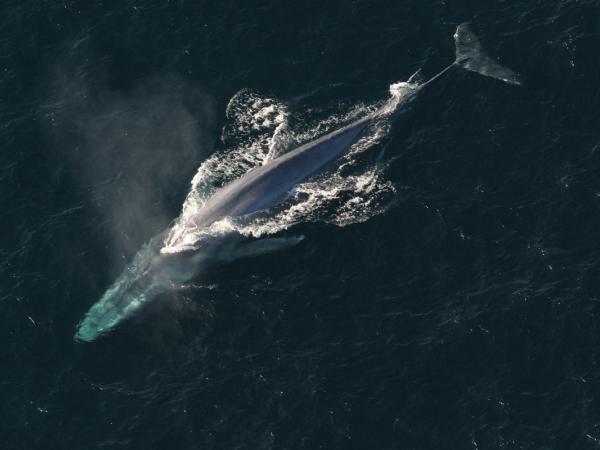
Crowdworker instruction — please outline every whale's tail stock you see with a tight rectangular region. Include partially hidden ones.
[453,23,521,85]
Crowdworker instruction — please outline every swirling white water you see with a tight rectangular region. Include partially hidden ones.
[161,81,418,254]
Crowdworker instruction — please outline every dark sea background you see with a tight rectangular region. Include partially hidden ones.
[2,1,600,449]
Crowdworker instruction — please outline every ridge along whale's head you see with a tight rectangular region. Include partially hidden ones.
[74,235,179,343]
[74,240,163,343]
[74,233,225,343]
[74,225,250,343]
[74,278,149,342]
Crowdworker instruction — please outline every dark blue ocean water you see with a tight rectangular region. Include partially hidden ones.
[3,1,600,449]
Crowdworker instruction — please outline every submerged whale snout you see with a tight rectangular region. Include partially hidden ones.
[74,317,104,343]
[75,283,150,342]
[74,242,200,342]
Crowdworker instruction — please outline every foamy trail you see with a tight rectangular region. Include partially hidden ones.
[162,80,416,254]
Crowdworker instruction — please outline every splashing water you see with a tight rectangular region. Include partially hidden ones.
[161,80,418,254]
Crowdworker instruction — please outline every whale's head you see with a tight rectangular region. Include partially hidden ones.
[74,231,242,342]
[74,236,175,343]
[75,259,156,342]
[75,275,150,342]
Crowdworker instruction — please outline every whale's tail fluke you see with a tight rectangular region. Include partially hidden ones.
[453,23,521,85]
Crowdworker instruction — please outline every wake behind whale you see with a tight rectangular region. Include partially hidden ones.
[75,24,520,342]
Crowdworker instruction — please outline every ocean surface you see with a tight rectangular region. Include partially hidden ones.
[2,1,600,449]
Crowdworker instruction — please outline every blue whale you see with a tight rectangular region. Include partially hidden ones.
[75,24,520,342]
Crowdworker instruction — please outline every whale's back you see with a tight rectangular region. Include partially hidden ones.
[193,116,371,227]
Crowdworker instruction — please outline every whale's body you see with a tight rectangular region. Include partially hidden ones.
[75,24,520,342]
[194,116,372,227]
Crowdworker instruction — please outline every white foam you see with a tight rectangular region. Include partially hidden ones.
[161,80,417,254]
